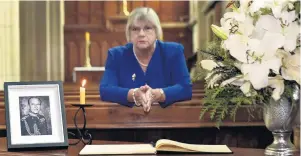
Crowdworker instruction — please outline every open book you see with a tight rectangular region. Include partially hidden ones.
[79,139,232,155]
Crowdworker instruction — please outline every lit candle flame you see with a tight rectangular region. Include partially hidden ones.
[81,79,87,87]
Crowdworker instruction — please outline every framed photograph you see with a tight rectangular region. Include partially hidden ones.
[4,81,68,150]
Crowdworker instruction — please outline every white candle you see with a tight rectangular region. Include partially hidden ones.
[80,87,85,104]
[80,79,87,104]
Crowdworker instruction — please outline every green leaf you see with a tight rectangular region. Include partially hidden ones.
[295,1,300,14]
[259,8,272,15]
[199,106,209,120]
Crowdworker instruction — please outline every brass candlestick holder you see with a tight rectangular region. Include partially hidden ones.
[122,0,130,16]
[84,32,92,68]
[84,40,92,67]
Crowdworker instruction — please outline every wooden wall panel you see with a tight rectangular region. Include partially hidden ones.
[90,42,101,66]
[65,1,189,25]
[174,1,189,21]
[145,1,160,14]
[90,1,104,25]
[64,1,191,82]
[215,2,223,24]
[65,1,77,24]
[159,2,173,21]
[79,42,85,66]
[100,41,110,66]
[77,1,90,24]
[65,41,79,82]
[104,1,118,18]
[131,1,144,11]
[164,28,192,58]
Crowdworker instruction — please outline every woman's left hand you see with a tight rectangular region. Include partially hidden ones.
[139,85,151,112]
[145,88,162,112]
[139,85,163,113]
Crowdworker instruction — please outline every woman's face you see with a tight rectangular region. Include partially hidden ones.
[130,20,157,51]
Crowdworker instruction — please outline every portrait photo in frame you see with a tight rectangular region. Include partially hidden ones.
[4,81,68,150]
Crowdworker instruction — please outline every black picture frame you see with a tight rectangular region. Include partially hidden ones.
[4,81,68,150]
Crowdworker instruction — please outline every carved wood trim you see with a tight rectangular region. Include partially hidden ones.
[64,22,192,32]
[0,105,264,130]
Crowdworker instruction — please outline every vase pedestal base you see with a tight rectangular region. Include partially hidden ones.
[265,132,297,156]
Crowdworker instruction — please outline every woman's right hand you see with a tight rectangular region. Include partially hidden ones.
[140,85,152,112]
[133,88,147,108]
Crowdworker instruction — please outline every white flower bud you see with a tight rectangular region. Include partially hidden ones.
[211,24,228,40]
[288,3,294,10]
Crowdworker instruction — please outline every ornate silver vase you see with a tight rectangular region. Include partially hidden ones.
[263,85,300,156]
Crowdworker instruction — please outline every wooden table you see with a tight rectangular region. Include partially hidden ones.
[0,137,299,156]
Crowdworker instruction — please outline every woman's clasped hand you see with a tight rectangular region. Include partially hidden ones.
[133,85,164,113]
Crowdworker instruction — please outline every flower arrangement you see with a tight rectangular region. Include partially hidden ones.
[194,0,300,127]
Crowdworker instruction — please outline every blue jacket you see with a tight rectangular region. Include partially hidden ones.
[99,40,192,107]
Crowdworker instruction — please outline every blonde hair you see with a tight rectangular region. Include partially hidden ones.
[125,7,162,42]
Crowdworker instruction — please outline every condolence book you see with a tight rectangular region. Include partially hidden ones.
[79,139,232,155]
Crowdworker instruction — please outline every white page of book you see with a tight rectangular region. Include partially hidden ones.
[79,144,156,155]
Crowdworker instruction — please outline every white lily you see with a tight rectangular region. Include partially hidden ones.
[220,10,254,35]
[268,76,285,101]
[249,0,290,18]
[280,10,296,26]
[255,15,282,34]
[220,18,231,36]
[222,28,264,64]
[241,63,269,89]
[200,60,219,71]
[283,22,299,52]
[256,15,299,52]
[241,57,282,90]
[279,48,300,84]
[239,16,254,37]
[223,10,245,22]
[288,2,294,10]
[269,1,289,19]
[249,0,265,14]
[248,32,285,61]
[220,14,241,37]
[263,58,282,74]
[240,81,252,97]
[223,34,249,63]
[239,0,252,12]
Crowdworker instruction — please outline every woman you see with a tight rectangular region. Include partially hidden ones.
[99,7,192,112]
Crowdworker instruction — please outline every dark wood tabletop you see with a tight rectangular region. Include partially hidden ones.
[0,137,299,156]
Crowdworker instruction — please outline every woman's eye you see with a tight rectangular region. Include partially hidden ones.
[145,26,152,30]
